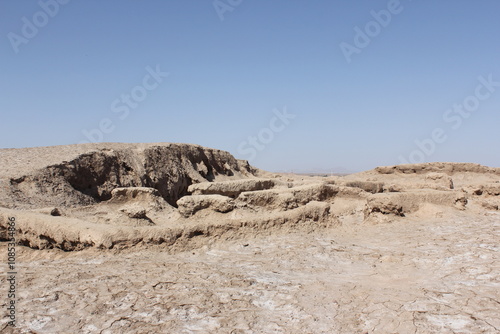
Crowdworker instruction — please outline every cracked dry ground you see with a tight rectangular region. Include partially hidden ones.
[1,212,499,333]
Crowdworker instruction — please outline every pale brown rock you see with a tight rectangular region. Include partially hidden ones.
[188,178,278,197]
[176,194,235,217]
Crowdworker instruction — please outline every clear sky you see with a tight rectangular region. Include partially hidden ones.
[1,0,499,172]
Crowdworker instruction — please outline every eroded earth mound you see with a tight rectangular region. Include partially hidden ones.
[0,143,499,251]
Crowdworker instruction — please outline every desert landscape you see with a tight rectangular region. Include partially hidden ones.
[0,143,499,333]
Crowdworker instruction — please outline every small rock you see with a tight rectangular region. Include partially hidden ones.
[50,208,62,216]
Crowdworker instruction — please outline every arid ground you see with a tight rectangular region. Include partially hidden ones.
[1,143,499,333]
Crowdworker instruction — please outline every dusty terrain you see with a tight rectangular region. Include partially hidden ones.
[0,143,499,333]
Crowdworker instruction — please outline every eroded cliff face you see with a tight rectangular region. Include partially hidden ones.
[0,143,259,209]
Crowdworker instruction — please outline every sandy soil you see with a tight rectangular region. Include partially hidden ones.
[1,144,499,333]
[1,210,498,333]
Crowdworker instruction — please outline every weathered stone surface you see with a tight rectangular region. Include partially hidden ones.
[342,181,385,194]
[364,190,468,219]
[375,162,500,175]
[176,194,235,217]
[237,183,338,210]
[188,178,277,197]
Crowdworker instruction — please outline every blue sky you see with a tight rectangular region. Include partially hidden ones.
[1,0,499,172]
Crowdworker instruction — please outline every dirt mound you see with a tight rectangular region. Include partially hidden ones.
[345,162,500,191]
[374,162,500,175]
[364,190,468,220]
[0,143,258,209]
